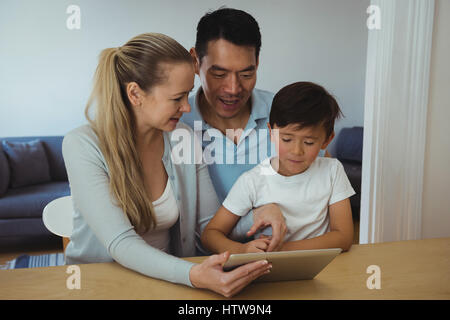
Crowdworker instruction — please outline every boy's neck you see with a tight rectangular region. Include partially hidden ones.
[270,156,311,177]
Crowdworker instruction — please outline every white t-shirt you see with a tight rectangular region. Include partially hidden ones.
[141,180,179,252]
[222,157,355,242]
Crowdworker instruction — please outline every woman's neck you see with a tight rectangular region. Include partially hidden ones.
[135,125,163,152]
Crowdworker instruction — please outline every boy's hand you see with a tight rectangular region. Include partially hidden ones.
[248,203,287,252]
[258,234,284,251]
[242,238,272,253]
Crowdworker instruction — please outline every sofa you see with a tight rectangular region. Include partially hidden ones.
[0,136,70,250]
[335,126,363,221]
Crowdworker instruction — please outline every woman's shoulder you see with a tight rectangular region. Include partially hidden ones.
[63,124,102,156]
[65,124,97,140]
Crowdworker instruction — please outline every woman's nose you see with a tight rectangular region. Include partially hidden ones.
[180,100,191,113]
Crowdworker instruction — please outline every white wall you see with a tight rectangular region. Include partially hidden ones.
[0,0,368,151]
[421,0,450,239]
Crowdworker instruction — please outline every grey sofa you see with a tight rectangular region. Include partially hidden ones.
[0,136,70,250]
[335,126,363,220]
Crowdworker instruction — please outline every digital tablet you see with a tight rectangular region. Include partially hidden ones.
[222,248,342,282]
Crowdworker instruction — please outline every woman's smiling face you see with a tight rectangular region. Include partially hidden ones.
[132,62,195,132]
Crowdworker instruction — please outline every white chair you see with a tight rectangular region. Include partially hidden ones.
[42,196,73,251]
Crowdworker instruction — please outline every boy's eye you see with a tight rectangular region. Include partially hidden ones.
[212,73,226,78]
[282,138,291,142]
[304,141,315,146]
[173,96,183,102]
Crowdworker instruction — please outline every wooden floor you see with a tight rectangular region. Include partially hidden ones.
[0,245,63,266]
[0,221,360,266]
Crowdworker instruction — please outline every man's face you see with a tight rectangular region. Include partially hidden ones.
[194,39,258,120]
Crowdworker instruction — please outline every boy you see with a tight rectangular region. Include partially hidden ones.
[201,82,355,254]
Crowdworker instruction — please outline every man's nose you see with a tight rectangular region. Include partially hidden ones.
[223,74,242,95]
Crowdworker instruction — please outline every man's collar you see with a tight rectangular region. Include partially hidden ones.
[249,89,270,121]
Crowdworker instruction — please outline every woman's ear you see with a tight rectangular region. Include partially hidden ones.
[190,47,200,75]
[126,82,143,108]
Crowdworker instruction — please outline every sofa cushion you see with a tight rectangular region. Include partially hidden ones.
[0,181,70,219]
[0,144,10,196]
[2,139,51,188]
[0,218,61,249]
[336,127,363,163]
[40,137,67,181]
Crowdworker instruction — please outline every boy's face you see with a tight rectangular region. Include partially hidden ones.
[269,123,334,176]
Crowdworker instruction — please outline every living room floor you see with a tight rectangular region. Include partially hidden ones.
[0,220,361,266]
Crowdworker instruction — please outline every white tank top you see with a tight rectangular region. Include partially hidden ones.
[141,180,179,252]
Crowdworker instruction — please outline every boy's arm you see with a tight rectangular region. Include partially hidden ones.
[201,205,247,254]
[280,198,354,252]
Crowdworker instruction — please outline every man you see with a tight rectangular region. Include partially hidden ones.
[182,7,273,204]
[182,8,329,250]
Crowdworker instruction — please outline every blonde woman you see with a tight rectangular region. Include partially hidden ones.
[62,33,271,297]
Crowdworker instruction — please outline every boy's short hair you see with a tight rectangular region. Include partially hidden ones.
[195,7,261,64]
[269,82,343,138]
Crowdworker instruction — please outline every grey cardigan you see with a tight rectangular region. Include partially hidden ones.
[62,123,226,287]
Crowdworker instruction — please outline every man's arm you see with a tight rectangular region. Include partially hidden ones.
[230,204,287,251]
[280,198,354,252]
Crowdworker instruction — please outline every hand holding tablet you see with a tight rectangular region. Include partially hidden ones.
[222,248,342,282]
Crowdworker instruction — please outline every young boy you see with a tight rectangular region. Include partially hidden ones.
[201,82,355,254]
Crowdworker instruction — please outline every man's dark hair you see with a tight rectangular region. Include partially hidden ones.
[269,82,343,138]
[195,7,261,63]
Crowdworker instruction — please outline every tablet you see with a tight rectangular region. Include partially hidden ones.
[222,248,342,282]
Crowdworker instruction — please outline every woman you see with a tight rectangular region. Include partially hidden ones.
[62,33,271,297]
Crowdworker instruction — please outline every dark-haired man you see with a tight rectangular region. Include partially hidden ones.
[182,8,299,251]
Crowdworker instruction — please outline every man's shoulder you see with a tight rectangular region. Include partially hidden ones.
[251,88,275,121]
[253,88,275,108]
[254,88,275,101]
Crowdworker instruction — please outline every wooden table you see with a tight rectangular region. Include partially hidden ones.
[1,238,449,300]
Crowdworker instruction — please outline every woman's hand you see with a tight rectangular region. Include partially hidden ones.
[247,203,287,252]
[189,251,272,298]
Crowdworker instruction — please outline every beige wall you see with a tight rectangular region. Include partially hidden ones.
[422,0,450,239]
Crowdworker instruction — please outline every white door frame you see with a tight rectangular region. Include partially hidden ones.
[359,0,435,243]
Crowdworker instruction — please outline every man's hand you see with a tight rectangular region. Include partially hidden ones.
[247,203,287,252]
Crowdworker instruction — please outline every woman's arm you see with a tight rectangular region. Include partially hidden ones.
[63,130,194,286]
[280,198,354,252]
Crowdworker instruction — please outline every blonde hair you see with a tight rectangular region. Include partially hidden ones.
[85,33,191,233]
